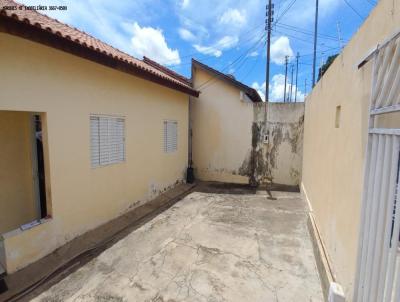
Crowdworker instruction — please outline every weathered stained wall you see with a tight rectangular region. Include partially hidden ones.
[0,111,37,234]
[264,103,304,186]
[0,33,189,273]
[301,0,400,298]
[191,67,257,184]
[191,68,304,188]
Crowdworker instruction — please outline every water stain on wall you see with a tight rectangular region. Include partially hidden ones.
[264,111,304,186]
[239,121,266,186]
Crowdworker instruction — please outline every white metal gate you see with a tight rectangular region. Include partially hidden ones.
[354,33,400,302]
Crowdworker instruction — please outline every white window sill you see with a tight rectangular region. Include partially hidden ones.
[1,217,52,240]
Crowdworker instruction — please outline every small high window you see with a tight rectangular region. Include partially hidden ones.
[90,115,125,168]
[164,120,178,153]
[335,106,341,128]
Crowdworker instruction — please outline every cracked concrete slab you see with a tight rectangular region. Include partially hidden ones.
[31,191,323,302]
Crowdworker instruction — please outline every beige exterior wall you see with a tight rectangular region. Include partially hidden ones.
[265,103,304,186]
[301,0,399,298]
[191,68,254,184]
[0,33,189,272]
[0,111,37,234]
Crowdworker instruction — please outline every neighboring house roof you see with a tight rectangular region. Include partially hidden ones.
[192,59,263,103]
[0,0,199,97]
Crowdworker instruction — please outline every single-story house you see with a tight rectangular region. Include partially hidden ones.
[190,59,264,185]
[190,59,304,188]
[0,0,198,274]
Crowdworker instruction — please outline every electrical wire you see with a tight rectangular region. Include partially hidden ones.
[198,38,265,91]
[274,29,339,48]
[343,0,365,20]
[275,22,347,42]
[162,22,265,67]
[240,40,266,83]
[365,0,376,6]
[274,0,297,25]
[197,34,266,91]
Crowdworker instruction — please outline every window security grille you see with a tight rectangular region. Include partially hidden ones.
[90,115,125,168]
[164,120,178,153]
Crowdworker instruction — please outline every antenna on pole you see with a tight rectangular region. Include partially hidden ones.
[312,0,319,87]
[295,52,299,103]
[289,64,294,102]
[336,21,343,49]
[304,78,307,97]
[284,55,288,102]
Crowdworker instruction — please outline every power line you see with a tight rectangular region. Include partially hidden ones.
[365,0,376,7]
[274,30,338,48]
[274,0,297,24]
[343,0,365,20]
[198,35,265,90]
[164,23,265,67]
[275,23,347,42]
[240,41,265,82]
[276,22,343,40]
[197,34,266,91]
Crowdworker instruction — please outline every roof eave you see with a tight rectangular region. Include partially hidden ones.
[192,59,261,102]
[0,15,200,97]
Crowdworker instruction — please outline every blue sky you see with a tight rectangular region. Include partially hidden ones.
[19,0,377,101]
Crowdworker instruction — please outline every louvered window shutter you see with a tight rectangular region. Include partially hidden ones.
[90,115,125,167]
[90,116,100,167]
[164,120,178,153]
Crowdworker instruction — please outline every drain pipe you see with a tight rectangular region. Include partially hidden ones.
[186,62,195,183]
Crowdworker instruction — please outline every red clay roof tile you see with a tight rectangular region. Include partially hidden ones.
[0,0,198,96]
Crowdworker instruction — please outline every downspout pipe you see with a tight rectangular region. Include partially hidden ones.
[186,63,195,183]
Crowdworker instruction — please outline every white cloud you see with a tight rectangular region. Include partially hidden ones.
[248,51,259,57]
[219,9,247,27]
[181,0,190,8]
[270,36,294,65]
[175,0,266,54]
[193,35,239,57]
[193,45,222,57]
[217,36,239,48]
[252,81,267,102]
[178,28,196,42]
[130,22,181,66]
[252,74,304,102]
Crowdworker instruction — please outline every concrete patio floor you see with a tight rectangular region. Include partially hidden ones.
[32,190,323,302]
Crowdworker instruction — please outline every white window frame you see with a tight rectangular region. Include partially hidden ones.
[90,114,125,168]
[164,120,178,153]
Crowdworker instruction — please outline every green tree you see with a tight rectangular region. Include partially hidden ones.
[318,54,339,81]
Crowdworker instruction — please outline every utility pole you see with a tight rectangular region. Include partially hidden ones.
[289,64,294,102]
[295,52,299,102]
[304,78,307,96]
[265,0,274,105]
[283,55,288,102]
[336,21,343,49]
[305,78,307,95]
[312,0,319,87]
